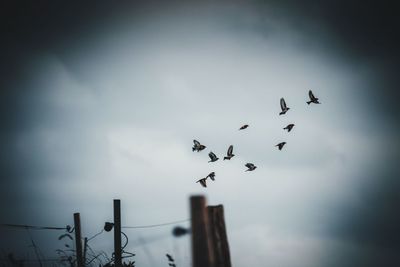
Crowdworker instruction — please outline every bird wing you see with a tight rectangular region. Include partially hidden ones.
[209,152,216,160]
[193,140,200,146]
[245,163,254,168]
[309,90,315,100]
[280,98,287,110]
[227,145,233,156]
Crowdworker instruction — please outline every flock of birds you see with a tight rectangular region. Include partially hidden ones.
[193,90,321,188]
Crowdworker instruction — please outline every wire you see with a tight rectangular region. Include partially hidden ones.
[87,229,104,242]
[0,258,61,262]
[0,223,69,231]
[121,232,129,250]
[122,218,190,229]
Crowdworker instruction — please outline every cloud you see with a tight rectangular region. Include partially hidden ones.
[0,1,399,266]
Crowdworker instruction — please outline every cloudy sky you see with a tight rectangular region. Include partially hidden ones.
[1,1,399,266]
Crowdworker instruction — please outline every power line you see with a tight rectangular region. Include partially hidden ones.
[0,223,70,231]
[122,219,190,229]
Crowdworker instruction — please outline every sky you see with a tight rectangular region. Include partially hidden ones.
[1,1,399,266]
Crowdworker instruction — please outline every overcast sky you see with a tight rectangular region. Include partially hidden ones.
[1,1,399,266]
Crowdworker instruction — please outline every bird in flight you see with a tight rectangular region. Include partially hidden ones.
[307,90,321,105]
[245,163,257,171]
[279,98,290,115]
[192,140,206,152]
[223,145,235,160]
[283,124,295,132]
[196,178,208,188]
[239,124,249,130]
[276,142,286,150]
[166,254,174,262]
[208,151,219,162]
[206,172,216,181]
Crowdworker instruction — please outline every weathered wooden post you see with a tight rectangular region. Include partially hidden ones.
[208,205,231,267]
[73,213,84,267]
[190,195,215,267]
[113,199,122,267]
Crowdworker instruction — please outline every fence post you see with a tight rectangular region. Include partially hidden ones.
[190,195,214,267]
[73,213,84,267]
[208,205,231,267]
[114,199,122,267]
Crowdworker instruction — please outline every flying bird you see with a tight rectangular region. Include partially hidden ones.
[196,178,208,188]
[239,124,249,130]
[223,145,235,160]
[245,163,257,171]
[166,254,174,262]
[307,90,321,104]
[279,98,290,115]
[192,140,206,152]
[208,151,219,162]
[276,142,286,150]
[283,124,295,132]
[206,172,216,181]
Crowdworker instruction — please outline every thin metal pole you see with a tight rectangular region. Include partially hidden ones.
[113,199,122,267]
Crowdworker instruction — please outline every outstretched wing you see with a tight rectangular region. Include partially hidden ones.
[193,140,200,146]
[280,98,287,110]
[207,172,215,180]
[227,145,233,156]
[166,254,174,262]
[196,178,207,187]
[209,152,216,160]
[309,90,315,100]
[245,163,254,168]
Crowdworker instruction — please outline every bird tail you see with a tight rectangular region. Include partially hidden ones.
[306,101,311,105]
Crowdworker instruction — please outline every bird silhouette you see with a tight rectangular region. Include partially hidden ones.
[245,163,257,171]
[239,124,249,130]
[276,142,286,150]
[307,90,320,104]
[223,145,235,160]
[208,151,219,162]
[283,124,295,132]
[196,178,208,188]
[166,254,174,262]
[279,98,290,115]
[192,140,206,152]
[206,172,216,181]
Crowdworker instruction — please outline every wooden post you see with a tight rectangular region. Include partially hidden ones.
[190,195,214,267]
[208,205,231,267]
[73,213,84,267]
[113,199,122,267]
